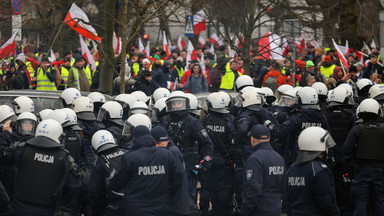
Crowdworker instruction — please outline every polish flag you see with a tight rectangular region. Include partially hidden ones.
[371,39,377,50]
[50,49,56,62]
[338,40,349,55]
[198,35,205,47]
[332,39,349,69]
[258,32,284,60]
[163,31,170,57]
[362,42,371,54]
[113,32,121,54]
[138,38,148,58]
[80,35,97,71]
[295,34,306,53]
[281,37,289,56]
[228,45,234,58]
[64,3,101,41]
[209,44,215,54]
[145,40,150,59]
[0,32,17,59]
[209,33,222,46]
[185,41,198,70]
[177,35,186,52]
[310,40,320,49]
[193,10,206,35]
[346,48,362,61]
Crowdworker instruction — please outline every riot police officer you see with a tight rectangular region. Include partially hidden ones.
[285,127,339,215]
[87,91,106,118]
[355,78,373,104]
[241,124,285,216]
[122,113,152,149]
[312,82,328,114]
[114,93,137,120]
[11,119,81,215]
[199,92,235,216]
[153,98,168,127]
[97,101,125,147]
[165,91,213,208]
[276,86,330,167]
[109,125,184,216]
[343,98,384,215]
[89,130,125,216]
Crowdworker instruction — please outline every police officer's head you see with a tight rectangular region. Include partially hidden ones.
[165,91,190,119]
[356,78,373,95]
[186,93,200,118]
[235,75,254,92]
[72,96,96,121]
[369,84,384,102]
[151,126,169,147]
[241,91,263,111]
[206,92,230,114]
[276,89,297,107]
[12,96,35,115]
[296,127,334,164]
[129,101,150,117]
[97,101,124,126]
[123,114,152,139]
[60,88,81,108]
[297,86,319,109]
[311,82,328,102]
[356,98,381,120]
[261,87,276,105]
[26,119,64,148]
[87,92,106,115]
[91,130,118,153]
[16,112,37,136]
[249,124,270,147]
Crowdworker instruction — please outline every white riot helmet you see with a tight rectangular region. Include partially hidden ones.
[46,109,72,128]
[131,91,149,104]
[153,98,167,120]
[276,84,294,100]
[165,91,189,113]
[129,101,150,116]
[356,98,381,118]
[337,83,355,105]
[217,91,232,109]
[12,96,34,114]
[97,101,124,125]
[297,127,330,164]
[297,87,318,108]
[72,96,95,120]
[0,105,17,124]
[115,94,137,110]
[369,84,384,101]
[235,75,253,91]
[328,87,349,106]
[186,93,200,117]
[261,87,276,105]
[356,78,373,92]
[87,92,106,104]
[152,88,171,104]
[294,86,303,91]
[17,112,37,135]
[27,119,63,147]
[276,89,297,107]
[61,88,81,107]
[61,108,81,131]
[37,109,53,122]
[207,92,230,114]
[123,113,152,137]
[91,130,117,153]
[241,91,263,111]
[311,82,328,96]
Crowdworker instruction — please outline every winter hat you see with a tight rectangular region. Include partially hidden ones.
[151,126,169,142]
[324,56,332,62]
[305,60,315,68]
[154,55,161,60]
[163,60,171,67]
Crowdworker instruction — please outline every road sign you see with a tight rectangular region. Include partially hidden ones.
[185,15,194,37]
[12,0,22,15]
[12,15,22,41]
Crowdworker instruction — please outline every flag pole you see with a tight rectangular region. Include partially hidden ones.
[47,23,64,54]
[339,58,354,85]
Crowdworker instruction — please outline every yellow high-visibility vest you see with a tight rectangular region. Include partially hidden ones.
[36,67,57,91]
[219,67,242,90]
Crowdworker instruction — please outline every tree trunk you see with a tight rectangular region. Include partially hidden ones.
[119,0,128,94]
[100,0,116,94]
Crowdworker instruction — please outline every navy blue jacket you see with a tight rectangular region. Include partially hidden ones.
[166,141,190,215]
[78,119,100,165]
[152,67,174,88]
[108,135,184,216]
[241,142,285,216]
[285,158,339,216]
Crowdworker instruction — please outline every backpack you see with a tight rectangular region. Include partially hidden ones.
[264,73,287,93]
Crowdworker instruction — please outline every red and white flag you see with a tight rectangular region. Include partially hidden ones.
[198,35,205,47]
[362,42,371,54]
[50,49,56,62]
[309,40,320,49]
[332,39,349,69]
[80,35,97,71]
[258,32,284,60]
[194,10,206,35]
[233,36,244,48]
[185,40,198,70]
[177,35,186,52]
[338,40,349,55]
[210,44,215,54]
[163,31,170,57]
[146,40,150,59]
[295,34,306,53]
[281,37,289,56]
[228,45,234,58]
[65,3,101,41]
[209,33,222,46]
[371,39,377,50]
[113,32,121,54]
[138,38,148,58]
[0,32,17,59]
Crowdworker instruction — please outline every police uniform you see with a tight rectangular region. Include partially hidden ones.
[109,126,184,216]
[89,146,125,216]
[200,111,235,215]
[276,107,329,167]
[62,125,86,166]
[11,135,81,215]
[167,112,214,200]
[343,119,384,215]
[285,158,339,216]
[103,120,125,148]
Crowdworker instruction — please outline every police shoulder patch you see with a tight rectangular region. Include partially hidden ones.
[320,164,328,169]
[201,129,208,137]
[246,170,253,180]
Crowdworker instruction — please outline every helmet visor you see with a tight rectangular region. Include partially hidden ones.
[165,97,188,112]
[96,108,107,122]
[17,119,36,135]
[122,121,133,138]
[129,108,149,116]
[277,96,297,107]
